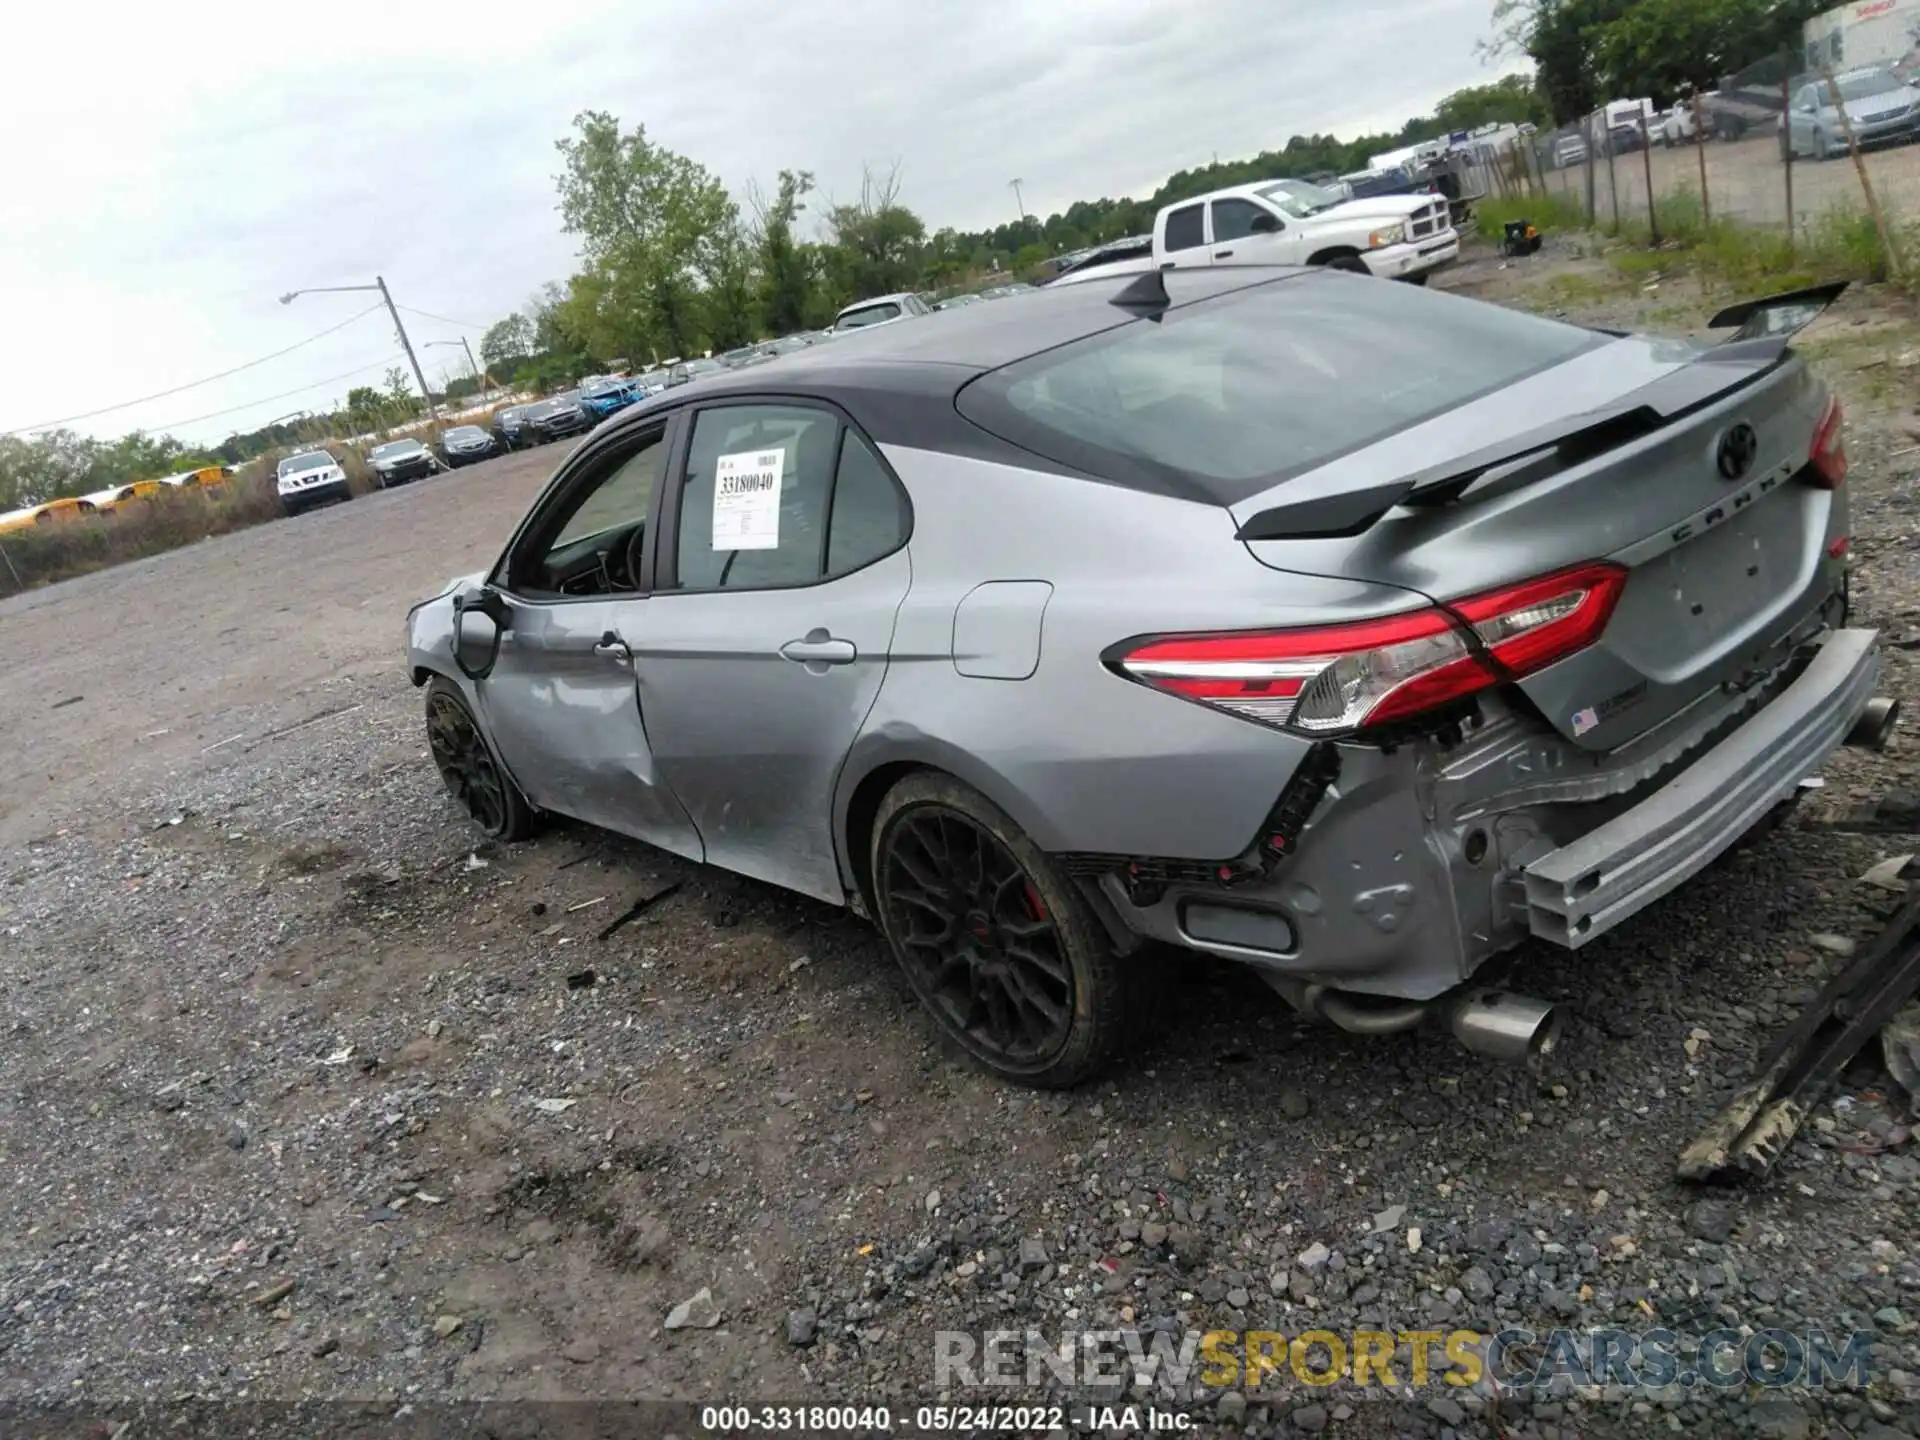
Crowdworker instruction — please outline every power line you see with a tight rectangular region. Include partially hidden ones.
[396,303,486,331]
[3,303,388,436]
[145,355,405,435]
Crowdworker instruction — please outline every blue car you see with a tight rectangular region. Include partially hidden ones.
[578,376,641,419]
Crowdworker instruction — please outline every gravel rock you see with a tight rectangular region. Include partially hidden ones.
[664,1287,722,1330]
[787,1308,817,1347]
[561,1337,601,1364]
[1213,1391,1247,1426]
[1686,1200,1738,1243]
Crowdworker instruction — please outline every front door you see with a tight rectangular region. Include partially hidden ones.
[631,400,914,901]
[475,418,704,860]
[1207,196,1298,266]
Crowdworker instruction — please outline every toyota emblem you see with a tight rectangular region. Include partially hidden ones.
[1717,423,1759,481]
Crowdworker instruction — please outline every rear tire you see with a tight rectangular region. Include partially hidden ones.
[870,773,1131,1088]
[424,676,534,842]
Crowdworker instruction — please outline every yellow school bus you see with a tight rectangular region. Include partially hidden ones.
[160,465,226,490]
[0,496,101,535]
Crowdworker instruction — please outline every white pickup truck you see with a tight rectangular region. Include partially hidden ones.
[1050,178,1460,287]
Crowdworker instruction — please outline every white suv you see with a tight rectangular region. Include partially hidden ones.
[276,450,351,515]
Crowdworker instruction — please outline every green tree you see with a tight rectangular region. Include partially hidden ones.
[554,110,736,359]
[751,169,817,336]
[822,165,927,305]
[1591,0,1823,101]
[702,224,761,349]
[1434,73,1551,129]
[480,313,536,369]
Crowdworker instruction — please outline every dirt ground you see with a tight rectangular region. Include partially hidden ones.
[5,247,1920,1438]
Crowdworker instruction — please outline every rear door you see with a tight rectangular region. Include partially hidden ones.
[1158,201,1209,270]
[630,399,913,902]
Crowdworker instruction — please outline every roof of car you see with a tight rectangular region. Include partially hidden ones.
[594,267,1319,428]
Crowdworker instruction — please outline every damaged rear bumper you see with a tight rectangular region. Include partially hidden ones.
[1524,627,1879,948]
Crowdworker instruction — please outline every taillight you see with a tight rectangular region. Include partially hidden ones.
[1809,395,1846,489]
[1113,562,1628,736]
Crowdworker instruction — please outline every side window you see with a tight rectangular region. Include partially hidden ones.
[827,432,910,577]
[516,425,667,594]
[1210,198,1271,242]
[674,405,840,590]
[1163,203,1205,252]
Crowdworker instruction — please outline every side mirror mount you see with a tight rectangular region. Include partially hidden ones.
[451,586,510,680]
[1249,211,1282,234]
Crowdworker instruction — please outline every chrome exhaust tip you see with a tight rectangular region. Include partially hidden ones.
[1448,990,1562,1061]
[1848,696,1901,752]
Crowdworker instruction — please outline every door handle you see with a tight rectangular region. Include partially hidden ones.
[1214,248,1234,259]
[593,631,632,663]
[780,635,856,666]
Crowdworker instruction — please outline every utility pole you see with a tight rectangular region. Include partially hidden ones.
[1009,177,1026,225]
[460,337,496,393]
[376,276,436,420]
[280,276,439,419]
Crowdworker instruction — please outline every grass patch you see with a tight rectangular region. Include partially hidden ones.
[1474,192,1588,241]
[1558,181,1909,294]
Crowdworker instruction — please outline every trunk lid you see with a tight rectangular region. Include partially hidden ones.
[1235,336,1844,750]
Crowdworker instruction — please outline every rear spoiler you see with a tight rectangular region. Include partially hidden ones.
[1706,279,1847,344]
[1234,281,1848,542]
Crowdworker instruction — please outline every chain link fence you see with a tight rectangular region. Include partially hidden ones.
[1512,40,1920,279]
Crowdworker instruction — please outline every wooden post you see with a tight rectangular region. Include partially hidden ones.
[1692,92,1712,224]
[1605,119,1622,230]
[1640,115,1659,243]
[1823,66,1902,278]
[1584,117,1598,224]
[1782,67,1795,247]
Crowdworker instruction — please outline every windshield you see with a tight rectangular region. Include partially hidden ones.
[1257,179,1342,218]
[370,441,421,459]
[956,273,1599,502]
[1831,69,1902,102]
[447,427,485,440]
[277,452,334,476]
[838,303,901,329]
[582,380,623,396]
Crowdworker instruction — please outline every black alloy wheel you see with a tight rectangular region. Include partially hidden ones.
[871,773,1130,1087]
[424,678,532,840]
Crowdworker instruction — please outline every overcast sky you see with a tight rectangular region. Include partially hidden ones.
[0,0,1503,447]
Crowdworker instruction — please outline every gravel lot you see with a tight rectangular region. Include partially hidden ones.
[5,251,1920,1438]
[1539,131,1920,233]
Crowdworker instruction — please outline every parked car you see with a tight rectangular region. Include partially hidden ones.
[1553,133,1590,167]
[664,357,728,388]
[525,394,591,442]
[933,293,984,310]
[404,268,1879,1087]
[1047,178,1458,286]
[494,405,537,449]
[1784,66,1920,159]
[579,376,641,420]
[276,449,351,514]
[832,291,933,331]
[439,425,500,467]
[367,438,439,486]
[634,370,671,395]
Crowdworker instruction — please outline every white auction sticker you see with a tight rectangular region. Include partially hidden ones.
[711,448,785,551]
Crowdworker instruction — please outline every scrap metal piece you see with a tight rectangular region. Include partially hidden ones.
[1678,883,1920,1182]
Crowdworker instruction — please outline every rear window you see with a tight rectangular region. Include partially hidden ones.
[955,273,1599,504]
